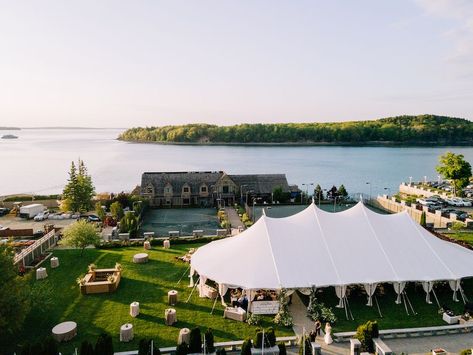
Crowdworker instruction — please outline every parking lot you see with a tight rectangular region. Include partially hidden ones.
[0,214,75,232]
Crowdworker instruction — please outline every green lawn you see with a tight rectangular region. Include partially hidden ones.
[444,231,473,247]
[4,245,293,354]
[302,280,473,333]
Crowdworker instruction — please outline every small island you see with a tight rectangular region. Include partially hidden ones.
[118,115,473,146]
[1,134,18,139]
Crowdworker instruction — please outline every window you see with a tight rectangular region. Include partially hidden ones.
[183,187,190,193]
[146,186,153,194]
[165,186,172,193]
[166,199,171,205]
[183,198,190,205]
[222,185,229,193]
[201,186,207,193]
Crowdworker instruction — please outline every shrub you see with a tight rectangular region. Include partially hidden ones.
[95,333,114,355]
[460,350,472,355]
[278,342,287,355]
[176,342,189,355]
[298,336,311,355]
[240,338,252,355]
[216,348,226,355]
[79,340,94,355]
[189,327,202,353]
[266,327,276,347]
[41,336,58,355]
[246,313,261,326]
[204,328,215,353]
[355,320,379,353]
[138,339,160,355]
[19,343,31,355]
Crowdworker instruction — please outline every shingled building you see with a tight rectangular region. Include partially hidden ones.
[140,171,292,207]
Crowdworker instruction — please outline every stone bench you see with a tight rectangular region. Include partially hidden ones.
[373,338,392,355]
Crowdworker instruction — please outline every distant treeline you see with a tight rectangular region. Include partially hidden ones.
[0,127,20,130]
[118,115,473,145]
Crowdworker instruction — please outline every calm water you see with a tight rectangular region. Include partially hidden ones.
[1,128,473,197]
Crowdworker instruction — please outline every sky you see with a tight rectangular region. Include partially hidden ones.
[1,0,473,128]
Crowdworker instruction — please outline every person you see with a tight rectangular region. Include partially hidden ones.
[314,319,322,337]
[324,322,333,345]
[241,295,248,311]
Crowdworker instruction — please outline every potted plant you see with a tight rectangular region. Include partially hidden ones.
[115,262,122,272]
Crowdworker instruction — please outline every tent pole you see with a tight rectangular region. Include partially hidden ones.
[345,296,354,321]
[404,291,417,315]
[374,295,383,318]
[210,293,219,314]
[431,288,441,309]
[402,293,409,316]
[186,277,200,303]
[460,286,468,303]
[343,297,349,321]
[176,265,190,286]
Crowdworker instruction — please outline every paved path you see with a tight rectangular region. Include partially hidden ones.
[385,332,473,354]
[225,207,244,230]
[289,292,349,354]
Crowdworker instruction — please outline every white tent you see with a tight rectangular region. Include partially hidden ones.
[191,202,473,304]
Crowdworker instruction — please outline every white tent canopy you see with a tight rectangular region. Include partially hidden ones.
[191,202,473,290]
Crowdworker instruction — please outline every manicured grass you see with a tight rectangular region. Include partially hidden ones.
[302,279,473,333]
[445,231,473,247]
[4,245,293,354]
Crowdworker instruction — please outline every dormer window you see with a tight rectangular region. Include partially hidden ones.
[201,186,207,193]
[183,187,190,193]
[145,185,154,194]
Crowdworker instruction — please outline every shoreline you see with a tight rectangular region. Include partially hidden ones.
[118,138,473,148]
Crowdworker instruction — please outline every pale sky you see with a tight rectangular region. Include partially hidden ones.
[1,0,473,128]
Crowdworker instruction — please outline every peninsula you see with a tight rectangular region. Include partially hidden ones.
[118,115,473,146]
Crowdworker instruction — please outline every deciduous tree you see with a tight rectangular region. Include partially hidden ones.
[0,246,31,337]
[62,220,100,256]
[436,152,472,196]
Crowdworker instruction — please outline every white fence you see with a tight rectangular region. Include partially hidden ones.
[13,229,57,266]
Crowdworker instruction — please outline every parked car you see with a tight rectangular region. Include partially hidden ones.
[0,207,10,216]
[87,215,101,222]
[445,198,463,207]
[460,198,472,207]
[34,211,49,221]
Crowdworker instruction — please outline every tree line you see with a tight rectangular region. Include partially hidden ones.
[118,115,473,144]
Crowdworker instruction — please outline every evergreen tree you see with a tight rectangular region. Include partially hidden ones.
[62,159,95,212]
[420,211,427,227]
[314,185,324,202]
[338,185,348,198]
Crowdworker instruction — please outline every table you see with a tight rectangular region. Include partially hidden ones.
[120,323,134,342]
[224,307,247,322]
[168,290,178,305]
[36,267,48,280]
[52,321,77,342]
[130,301,140,317]
[163,239,170,249]
[144,241,151,250]
[165,308,177,325]
[202,284,218,299]
[50,257,59,268]
[133,253,149,264]
[442,312,460,324]
[178,328,190,345]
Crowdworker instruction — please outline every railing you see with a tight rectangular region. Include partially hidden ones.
[114,336,298,355]
[13,229,56,265]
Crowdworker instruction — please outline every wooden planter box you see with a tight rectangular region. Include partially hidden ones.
[80,268,121,294]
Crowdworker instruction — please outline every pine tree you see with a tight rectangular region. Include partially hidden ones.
[62,160,95,212]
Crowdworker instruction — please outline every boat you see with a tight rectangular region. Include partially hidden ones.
[1,134,18,139]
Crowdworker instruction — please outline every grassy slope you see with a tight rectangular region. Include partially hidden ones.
[4,245,293,354]
[445,232,473,247]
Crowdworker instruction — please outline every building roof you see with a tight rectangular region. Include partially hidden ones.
[229,174,290,194]
[141,171,223,194]
[141,171,290,195]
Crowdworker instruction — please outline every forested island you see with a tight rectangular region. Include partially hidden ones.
[118,115,473,145]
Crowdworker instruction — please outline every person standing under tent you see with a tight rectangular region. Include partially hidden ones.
[314,319,322,337]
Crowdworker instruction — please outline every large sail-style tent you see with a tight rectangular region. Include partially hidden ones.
[191,201,473,309]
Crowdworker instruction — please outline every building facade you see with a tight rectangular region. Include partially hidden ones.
[140,171,292,207]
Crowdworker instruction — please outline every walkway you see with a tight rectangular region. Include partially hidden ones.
[225,207,244,230]
[288,292,349,354]
[385,332,473,354]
